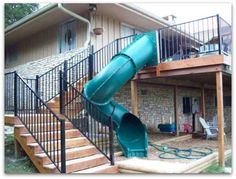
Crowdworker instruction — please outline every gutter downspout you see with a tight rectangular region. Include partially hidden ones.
[58,3,91,46]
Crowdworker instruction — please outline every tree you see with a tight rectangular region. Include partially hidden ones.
[5,3,39,28]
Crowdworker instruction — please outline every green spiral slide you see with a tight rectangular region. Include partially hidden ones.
[83,31,158,157]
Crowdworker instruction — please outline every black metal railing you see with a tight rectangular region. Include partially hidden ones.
[5,72,15,113]
[219,16,232,55]
[93,34,136,74]
[159,15,231,62]
[60,75,114,165]
[14,72,66,173]
[24,78,36,92]
[65,56,90,92]
[65,34,137,91]
[35,47,90,103]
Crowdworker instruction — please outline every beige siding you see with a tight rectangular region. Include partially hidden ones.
[6,18,90,69]
[76,21,87,48]
[5,13,122,69]
[6,25,58,68]
[91,14,121,51]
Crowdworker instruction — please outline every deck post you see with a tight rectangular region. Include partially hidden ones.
[174,85,179,136]
[200,86,206,132]
[88,45,94,80]
[201,86,206,118]
[216,71,224,167]
[131,80,138,116]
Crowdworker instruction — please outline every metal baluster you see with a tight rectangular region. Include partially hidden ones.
[217,14,222,54]
[109,117,114,165]
[60,119,66,173]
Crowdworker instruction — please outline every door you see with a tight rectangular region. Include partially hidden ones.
[59,20,76,53]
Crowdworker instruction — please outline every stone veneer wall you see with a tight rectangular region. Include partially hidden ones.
[5,47,89,79]
[114,81,232,134]
[176,87,202,132]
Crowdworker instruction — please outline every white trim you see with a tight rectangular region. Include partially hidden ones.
[5,4,57,33]
[58,3,91,46]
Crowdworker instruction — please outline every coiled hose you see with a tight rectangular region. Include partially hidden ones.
[149,142,213,160]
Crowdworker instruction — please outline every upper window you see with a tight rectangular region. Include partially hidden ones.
[121,24,143,37]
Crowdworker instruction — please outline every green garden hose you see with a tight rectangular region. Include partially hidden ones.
[149,143,213,160]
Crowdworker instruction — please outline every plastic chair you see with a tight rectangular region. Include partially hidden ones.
[199,117,218,140]
[207,115,226,129]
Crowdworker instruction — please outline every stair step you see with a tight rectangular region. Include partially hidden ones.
[75,163,118,173]
[35,145,98,164]
[47,102,59,108]
[28,137,90,154]
[5,115,21,126]
[20,129,80,143]
[39,108,60,114]
[15,122,73,133]
[16,114,64,124]
[43,154,108,173]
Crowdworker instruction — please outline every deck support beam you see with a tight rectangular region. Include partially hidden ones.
[216,71,225,167]
[201,86,206,118]
[174,85,179,136]
[200,86,206,132]
[131,80,138,116]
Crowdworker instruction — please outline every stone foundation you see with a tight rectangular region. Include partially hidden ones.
[114,81,231,134]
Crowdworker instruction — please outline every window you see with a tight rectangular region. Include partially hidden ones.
[183,97,192,113]
[121,24,143,37]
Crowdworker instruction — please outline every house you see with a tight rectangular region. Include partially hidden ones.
[5,3,231,173]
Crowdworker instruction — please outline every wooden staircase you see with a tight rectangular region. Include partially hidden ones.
[12,117,118,173]
[47,79,86,114]
[5,72,118,174]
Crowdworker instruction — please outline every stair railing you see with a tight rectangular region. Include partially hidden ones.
[14,72,66,173]
[59,74,115,165]
[36,48,90,103]
[65,34,137,90]
[5,72,15,113]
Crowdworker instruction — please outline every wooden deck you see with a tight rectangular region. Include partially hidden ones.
[135,55,231,80]
[131,54,231,168]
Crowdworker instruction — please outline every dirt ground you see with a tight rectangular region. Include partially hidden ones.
[115,132,232,164]
[5,134,38,174]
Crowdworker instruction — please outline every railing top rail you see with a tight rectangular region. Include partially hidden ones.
[116,34,138,41]
[5,71,16,75]
[219,16,231,27]
[16,73,61,121]
[93,41,115,54]
[24,77,36,80]
[38,61,63,78]
[158,14,218,31]
[38,46,90,78]
[93,34,137,54]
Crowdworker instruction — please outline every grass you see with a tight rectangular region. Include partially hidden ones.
[203,156,232,174]
[5,134,38,174]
